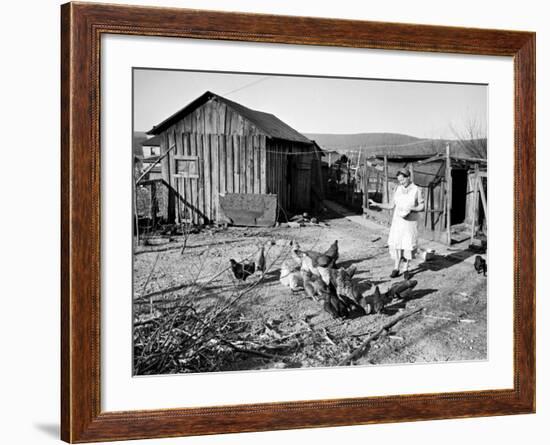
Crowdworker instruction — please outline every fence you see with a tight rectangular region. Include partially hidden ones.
[135,179,170,233]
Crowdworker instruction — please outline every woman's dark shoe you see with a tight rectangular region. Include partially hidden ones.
[390,269,400,278]
[403,271,412,280]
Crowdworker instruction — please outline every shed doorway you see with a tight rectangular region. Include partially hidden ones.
[451,169,468,225]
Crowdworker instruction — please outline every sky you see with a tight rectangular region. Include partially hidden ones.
[133,68,487,139]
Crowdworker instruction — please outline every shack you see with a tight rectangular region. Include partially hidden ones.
[361,140,487,245]
[145,91,323,225]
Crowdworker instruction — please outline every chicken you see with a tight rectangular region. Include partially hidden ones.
[359,279,418,314]
[302,269,332,301]
[243,262,256,278]
[289,241,306,270]
[301,270,318,301]
[322,240,339,268]
[256,246,266,273]
[319,266,365,318]
[330,266,360,303]
[292,240,339,281]
[323,293,350,319]
[474,255,487,276]
[386,279,418,300]
[229,259,255,281]
[279,262,303,291]
[322,290,364,319]
[359,286,388,314]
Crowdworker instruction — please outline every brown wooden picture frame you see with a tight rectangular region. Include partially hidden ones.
[61,2,535,443]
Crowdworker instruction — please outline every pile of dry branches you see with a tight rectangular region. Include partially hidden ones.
[134,297,248,374]
[133,243,298,375]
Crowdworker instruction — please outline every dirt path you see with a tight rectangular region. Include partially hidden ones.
[133,210,487,373]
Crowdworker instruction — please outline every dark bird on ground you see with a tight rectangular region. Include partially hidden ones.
[323,292,365,319]
[322,240,339,267]
[229,259,256,281]
[474,255,487,276]
[256,246,266,273]
[319,268,366,319]
[386,279,418,300]
[359,286,386,315]
[323,292,350,319]
[330,266,360,302]
[359,279,418,314]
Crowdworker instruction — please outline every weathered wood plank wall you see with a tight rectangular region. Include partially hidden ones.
[156,98,318,224]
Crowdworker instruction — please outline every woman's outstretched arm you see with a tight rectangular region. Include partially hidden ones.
[368,198,395,210]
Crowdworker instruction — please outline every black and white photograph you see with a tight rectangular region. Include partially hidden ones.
[132,68,488,376]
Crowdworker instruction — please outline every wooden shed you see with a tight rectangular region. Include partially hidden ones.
[360,141,487,245]
[146,91,323,225]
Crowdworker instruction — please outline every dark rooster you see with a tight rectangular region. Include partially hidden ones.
[229,259,255,281]
[474,255,487,276]
[323,292,351,319]
[256,246,266,273]
[323,292,365,319]
[359,286,387,315]
[320,267,366,319]
[359,279,418,314]
[322,240,339,268]
[386,279,418,301]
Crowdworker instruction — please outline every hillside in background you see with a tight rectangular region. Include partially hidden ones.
[305,132,486,161]
[304,132,422,152]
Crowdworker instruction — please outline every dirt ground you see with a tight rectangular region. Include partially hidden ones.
[133,208,487,374]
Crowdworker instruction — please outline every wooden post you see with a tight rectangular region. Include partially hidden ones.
[445,144,452,245]
[424,184,429,227]
[478,172,488,225]
[470,164,480,243]
[346,158,352,203]
[133,181,140,245]
[409,162,415,182]
[175,177,181,225]
[383,155,389,204]
[364,166,370,211]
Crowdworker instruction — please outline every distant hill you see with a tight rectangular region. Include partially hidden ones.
[304,132,486,161]
[304,132,422,152]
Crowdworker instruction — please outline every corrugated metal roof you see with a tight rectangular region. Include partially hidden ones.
[147,91,312,144]
[368,159,445,188]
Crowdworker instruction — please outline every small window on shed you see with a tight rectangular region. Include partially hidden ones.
[174,155,199,178]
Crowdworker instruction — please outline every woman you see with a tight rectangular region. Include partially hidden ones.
[369,168,425,279]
